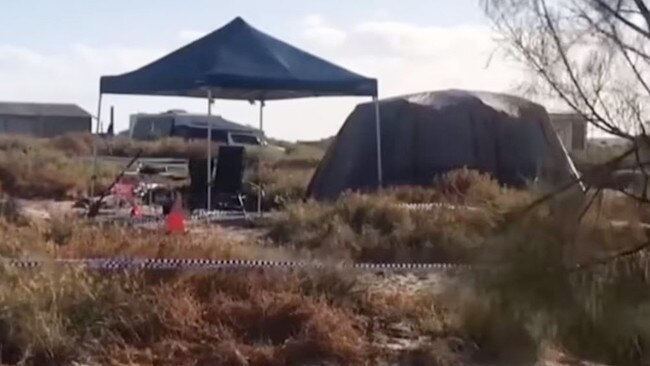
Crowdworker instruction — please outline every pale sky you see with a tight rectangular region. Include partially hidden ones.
[0,0,526,141]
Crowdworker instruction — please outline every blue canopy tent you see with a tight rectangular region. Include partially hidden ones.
[97,17,381,212]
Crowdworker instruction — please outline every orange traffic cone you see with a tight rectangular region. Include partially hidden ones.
[166,193,186,235]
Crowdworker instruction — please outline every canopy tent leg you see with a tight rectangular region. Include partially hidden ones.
[206,90,213,211]
[91,93,103,198]
[373,95,383,188]
[258,100,265,217]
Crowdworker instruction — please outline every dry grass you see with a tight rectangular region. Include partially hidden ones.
[0,136,118,199]
[0,215,288,262]
[246,143,323,208]
[266,168,650,364]
[254,165,313,207]
[268,195,494,263]
[3,198,649,364]
[2,144,650,365]
[295,136,334,151]
[384,168,533,210]
[103,137,208,159]
[48,133,96,156]
[50,133,304,165]
[47,133,208,160]
[268,170,532,263]
[0,216,468,365]
[0,265,368,365]
[0,133,319,204]
[0,215,477,365]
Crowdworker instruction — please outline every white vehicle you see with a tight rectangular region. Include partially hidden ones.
[129,110,266,147]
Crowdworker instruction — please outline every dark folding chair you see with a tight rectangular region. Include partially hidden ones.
[211,146,248,218]
[188,158,213,211]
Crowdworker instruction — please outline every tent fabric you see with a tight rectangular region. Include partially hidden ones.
[307,90,580,200]
[100,17,377,100]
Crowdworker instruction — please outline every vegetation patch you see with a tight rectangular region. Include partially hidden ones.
[268,169,532,263]
[0,219,465,365]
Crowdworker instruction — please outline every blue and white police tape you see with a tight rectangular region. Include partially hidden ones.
[2,257,472,272]
[94,204,480,228]
[398,203,481,211]
[91,210,250,228]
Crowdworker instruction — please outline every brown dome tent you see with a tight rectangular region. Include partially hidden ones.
[307,90,580,200]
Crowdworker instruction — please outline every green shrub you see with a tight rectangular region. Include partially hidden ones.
[470,205,650,365]
[269,193,500,263]
[0,134,325,203]
[268,170,532,263]
[47,133,95,156]
[0,135,120,199]
[0,265,149,364]
[244,143,324,208]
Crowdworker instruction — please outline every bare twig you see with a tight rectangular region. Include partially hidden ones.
[632,0,650,33]
[540,0,628,137]
[610,24,650,98]
[510,146,635,218]
[569,240,650,272]
[618,186,650,203]
[577,187,603,222]
[593,0,650,38]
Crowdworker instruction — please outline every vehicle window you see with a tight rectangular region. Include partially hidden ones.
[132,117,173,140]
[230,134,260,145]
[172,126,228,143]
[212,130,229,143]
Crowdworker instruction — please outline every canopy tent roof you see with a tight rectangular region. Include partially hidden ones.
[100,17,377,100]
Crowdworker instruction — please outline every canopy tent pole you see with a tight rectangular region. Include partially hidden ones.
[97,94,104,133]
[373,95,383,188]
[206,89,213,211]
[91,93,103,198]
[257,100,265,217]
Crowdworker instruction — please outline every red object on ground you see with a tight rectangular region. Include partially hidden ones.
[166,193,186,234]
[130,205,142,217]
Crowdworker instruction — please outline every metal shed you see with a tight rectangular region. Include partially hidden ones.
[549,112,588,152]
[0,102,91,137]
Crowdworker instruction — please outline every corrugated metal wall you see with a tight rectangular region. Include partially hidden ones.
[549,113,587,152]
[0,115,91,137]
[39,116,91,137]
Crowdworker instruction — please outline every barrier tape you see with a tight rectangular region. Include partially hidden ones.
[91,203,478,228]
[9,253,647,274]
[2,257,472,272]
[91,210,251,228]
[399,203,481,211]
[66,204,482,271]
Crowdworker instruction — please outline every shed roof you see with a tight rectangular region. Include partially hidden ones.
[0,102,91,118]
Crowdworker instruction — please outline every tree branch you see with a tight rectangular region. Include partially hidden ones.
[632,0,650,33]
[496,11,628,137]
[540,0,630,137]
[507,146,635,220]
[577,187,603,222]
[609,23,650,98]
[569,240,650,272]
[582,18,650,62]
[593,0,650,38]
